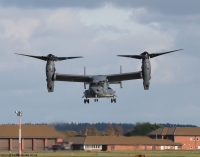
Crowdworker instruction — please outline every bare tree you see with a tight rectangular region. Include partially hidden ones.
[115,125,124,136]
[104,124,115,136]
[80,125,99,136]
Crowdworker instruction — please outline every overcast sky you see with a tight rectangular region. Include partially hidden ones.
[0,0,199,126]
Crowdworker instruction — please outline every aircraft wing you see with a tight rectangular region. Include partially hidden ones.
[107,71,142,82]
[55,73,91,82]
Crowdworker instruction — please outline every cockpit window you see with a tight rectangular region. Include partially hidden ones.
[98,82,104,87]
[90,81,104,87]
[90,83,96,87]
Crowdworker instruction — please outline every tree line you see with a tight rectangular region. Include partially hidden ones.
[52,122,134,133]
[51,122,197,137]
[61,124,124,137]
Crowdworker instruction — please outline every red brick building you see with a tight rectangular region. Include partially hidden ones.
[64,136,181,151]
[0,125,64,151]
[148,127,200,150]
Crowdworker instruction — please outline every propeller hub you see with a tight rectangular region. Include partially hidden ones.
[141,52,149,59]
[47,54,57,61]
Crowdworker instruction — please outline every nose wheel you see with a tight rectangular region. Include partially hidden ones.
[111,98,116,103]
[94,99,98,102]
[84,99,89,104]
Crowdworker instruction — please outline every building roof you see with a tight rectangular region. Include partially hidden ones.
[0,125,64,138]
[149,127,200,136]
[167,128,176,135]
[64,137,86,144]
[175,128,200,135]
[162,128,168,135]
[149,128,164,135]
[76,136,182,146]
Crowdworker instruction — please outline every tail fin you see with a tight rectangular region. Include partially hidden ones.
[84,66,86,89]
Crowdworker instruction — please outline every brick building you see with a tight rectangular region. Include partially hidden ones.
[0,125,64,151]
[64,136,182,151]
[2,125,198,151]
[148,127,200,150]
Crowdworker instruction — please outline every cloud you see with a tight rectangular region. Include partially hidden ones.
[152,54,199,84]
[0,18,39,40]
[1,0,200,16]
[0,0,106,9]
[44,10,84,35]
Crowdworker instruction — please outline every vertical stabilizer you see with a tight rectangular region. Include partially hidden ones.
[84,66,86,89]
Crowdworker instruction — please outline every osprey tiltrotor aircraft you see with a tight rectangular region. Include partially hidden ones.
[16,49,182,103]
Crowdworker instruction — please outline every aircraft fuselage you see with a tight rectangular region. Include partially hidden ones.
[83,75,116,103]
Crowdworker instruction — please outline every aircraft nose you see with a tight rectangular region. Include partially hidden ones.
[90,87,102,95]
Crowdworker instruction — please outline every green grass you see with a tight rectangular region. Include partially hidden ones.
[2,150,200,157]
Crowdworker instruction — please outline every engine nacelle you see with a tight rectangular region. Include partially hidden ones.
[46,61,55,92]
[142,59,151,90]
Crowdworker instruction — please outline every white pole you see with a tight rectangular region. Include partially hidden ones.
[19,115,21,156]
[15,111,22,156]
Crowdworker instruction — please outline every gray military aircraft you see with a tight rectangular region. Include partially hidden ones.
[16,49,182,103]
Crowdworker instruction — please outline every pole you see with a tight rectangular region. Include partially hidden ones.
[15,110,22,156]
[19,115,21,156]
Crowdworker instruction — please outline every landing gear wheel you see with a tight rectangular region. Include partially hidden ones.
[84,99,89,104]
[94,99,98,102]
[111,98,116,103]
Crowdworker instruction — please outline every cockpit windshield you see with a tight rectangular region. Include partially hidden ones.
[90,81,104,87]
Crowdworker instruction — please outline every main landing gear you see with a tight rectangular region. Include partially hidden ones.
[94,99,98,102]
[111,98,116,103]
[84,99,89,104]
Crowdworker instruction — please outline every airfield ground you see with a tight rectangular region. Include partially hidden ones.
[2,150,200,157]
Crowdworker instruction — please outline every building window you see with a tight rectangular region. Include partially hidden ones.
[190,137,193,141]
[190,146,193,149]
[196,138,199,141]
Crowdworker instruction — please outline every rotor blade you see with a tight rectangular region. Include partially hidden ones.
[117,55,143,59]
[15,53,47,61]
[57,56,83,61]
[149,49,183,58]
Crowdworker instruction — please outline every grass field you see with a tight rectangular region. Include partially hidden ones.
[2,150,200,157]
